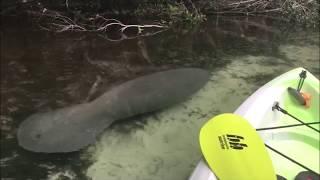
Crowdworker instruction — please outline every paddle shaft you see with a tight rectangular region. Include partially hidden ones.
[265,144,318,175]
[256,122,320,131]
[272,103,320,133]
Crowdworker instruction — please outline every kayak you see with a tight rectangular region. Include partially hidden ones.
[189,67,320,180]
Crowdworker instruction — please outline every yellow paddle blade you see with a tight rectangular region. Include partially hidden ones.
[199,113,276,180]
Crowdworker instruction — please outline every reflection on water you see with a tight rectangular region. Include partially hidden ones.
[1,15,319,179]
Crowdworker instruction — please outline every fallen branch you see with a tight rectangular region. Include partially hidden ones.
[33,8,167,41]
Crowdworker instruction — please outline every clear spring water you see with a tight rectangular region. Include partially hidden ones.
[1,15,319,180]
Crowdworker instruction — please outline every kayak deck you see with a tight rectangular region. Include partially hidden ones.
[264,81,319,178]
[236,67,319,179]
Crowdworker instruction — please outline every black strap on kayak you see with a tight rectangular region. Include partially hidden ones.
[272,102,320,133]
[297,70,307,92]
[257,122,320,131]
[265,144,317,175]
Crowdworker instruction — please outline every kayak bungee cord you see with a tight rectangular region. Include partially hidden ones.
[256,121,320,131]
[272,102,320,133]
[265,144,318,175]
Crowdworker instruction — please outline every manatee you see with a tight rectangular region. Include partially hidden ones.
[17,68,210,153]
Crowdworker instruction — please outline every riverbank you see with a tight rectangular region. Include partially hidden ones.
[135,0,319,27]
[1,0,319,29]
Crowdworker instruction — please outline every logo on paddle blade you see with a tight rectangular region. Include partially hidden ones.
[218,134,248,150]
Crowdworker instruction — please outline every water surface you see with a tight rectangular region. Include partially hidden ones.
[1,15,319,180]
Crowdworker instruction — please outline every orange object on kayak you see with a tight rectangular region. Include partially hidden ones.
[300,92,311,108]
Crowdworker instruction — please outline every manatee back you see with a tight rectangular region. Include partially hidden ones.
[92,68,210,120]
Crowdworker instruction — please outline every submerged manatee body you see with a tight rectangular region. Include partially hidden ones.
[18,68,210,153]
